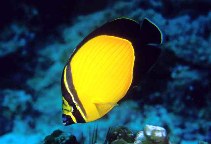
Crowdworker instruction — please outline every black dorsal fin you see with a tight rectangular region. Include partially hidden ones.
[132,44,161,85]
[132,18,162,85]
[68,17,162,86]
[69,18,140,61]
[139,18,162,45]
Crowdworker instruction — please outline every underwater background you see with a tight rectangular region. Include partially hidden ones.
[0,0,210,143]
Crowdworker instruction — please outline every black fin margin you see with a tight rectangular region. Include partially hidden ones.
[66,64,87,118]
[61,66,86,125]
[131,18,162,85]
[132,45,161,85]
[139,18,162,45]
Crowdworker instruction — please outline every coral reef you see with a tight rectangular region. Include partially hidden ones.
[0,0,210,144]
[43,125,171,144]
[134,125,170,144]
[0,89,36,135]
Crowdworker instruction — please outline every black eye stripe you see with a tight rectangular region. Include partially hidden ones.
[66,64,87,117]
[61,66,86,124]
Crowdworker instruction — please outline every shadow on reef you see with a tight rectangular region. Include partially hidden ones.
[0,49,36,89]
[0,0,108,41]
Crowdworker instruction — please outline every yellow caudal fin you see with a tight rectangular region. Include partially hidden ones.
[94,102,118,117]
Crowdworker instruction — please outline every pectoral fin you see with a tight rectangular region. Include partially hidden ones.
[93,101,118,116]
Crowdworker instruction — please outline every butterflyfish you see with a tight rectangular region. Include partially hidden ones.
[61,18,162,125]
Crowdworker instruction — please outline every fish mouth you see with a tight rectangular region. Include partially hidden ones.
[62,114,75,126]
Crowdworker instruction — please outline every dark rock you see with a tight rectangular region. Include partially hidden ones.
[105,126,135,144]
[43,129,79,144]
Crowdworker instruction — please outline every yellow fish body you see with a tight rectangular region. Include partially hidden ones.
[61,18,162,125]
